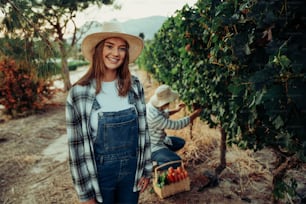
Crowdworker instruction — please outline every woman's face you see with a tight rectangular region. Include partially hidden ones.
[102,37,127,71]
[160,103,170,110]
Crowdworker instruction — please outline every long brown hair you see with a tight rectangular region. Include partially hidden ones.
[75,39,132,96]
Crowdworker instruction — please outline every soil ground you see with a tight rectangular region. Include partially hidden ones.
[0,65,305,204]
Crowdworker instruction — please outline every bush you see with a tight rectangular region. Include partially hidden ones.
[0,58,55,117]
[68,60,89,71]
[37,60,61,77]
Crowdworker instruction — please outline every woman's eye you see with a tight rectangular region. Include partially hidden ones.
[119,47,127,52]
[106,45,113,49]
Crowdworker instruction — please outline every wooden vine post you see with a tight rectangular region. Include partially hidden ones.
[215,126,226,176]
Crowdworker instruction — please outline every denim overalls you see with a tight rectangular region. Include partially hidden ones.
[93,99,139,204]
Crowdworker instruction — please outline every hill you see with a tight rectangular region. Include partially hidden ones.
[121,16,166,40]
[76,15,167,44]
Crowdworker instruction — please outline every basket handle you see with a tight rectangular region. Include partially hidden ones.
[154,160,184,175]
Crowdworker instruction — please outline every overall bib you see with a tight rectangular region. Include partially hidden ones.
[93,100,139,204]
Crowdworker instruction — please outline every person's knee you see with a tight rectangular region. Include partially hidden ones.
[168,137,185,151]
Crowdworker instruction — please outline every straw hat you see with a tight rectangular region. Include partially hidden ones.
[150,85,179,108]
[81,21,144,63]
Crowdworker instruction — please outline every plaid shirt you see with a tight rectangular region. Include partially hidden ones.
[146,102,190,152]
[66,75,152,203]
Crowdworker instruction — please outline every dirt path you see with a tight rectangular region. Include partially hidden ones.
[0,66,305,204]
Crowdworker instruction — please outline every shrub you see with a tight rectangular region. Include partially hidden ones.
[37,60,61,77]
[0,58,55,117]
[68,60,89,71]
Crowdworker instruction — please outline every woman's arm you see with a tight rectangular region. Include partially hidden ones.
[168,103,186,115]
[80,199,97,204]
[137,177,150,193]
[66,92,96,202]
[189,108,202,123]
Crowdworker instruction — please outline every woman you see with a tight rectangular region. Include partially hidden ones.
[146,85,201,168]
[66,21,152,204]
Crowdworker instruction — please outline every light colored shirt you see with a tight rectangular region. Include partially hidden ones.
[146,102,190,152]
[90,80,133,137]
[66,75,152,203]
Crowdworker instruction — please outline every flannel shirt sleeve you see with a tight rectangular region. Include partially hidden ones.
[138,82,153,178]
[66,92,95,202]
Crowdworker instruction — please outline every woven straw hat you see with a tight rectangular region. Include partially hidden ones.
[81,21,144,63]
[150,85,179,108]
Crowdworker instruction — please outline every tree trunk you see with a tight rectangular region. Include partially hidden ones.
[59,41,71,91]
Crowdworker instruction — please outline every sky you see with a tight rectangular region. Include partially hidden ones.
[0,0,197,37]
[74,0,197,27]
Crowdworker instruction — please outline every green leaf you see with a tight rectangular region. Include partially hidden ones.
[272,116,284,129]
[279,55,291,68]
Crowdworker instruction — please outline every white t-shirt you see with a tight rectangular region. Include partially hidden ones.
[90,80,134,136]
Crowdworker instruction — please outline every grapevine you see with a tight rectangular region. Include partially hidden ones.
[139,0,306,201]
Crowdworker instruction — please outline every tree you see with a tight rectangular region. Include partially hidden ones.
[139,32,145,40]
[0,0,114,91]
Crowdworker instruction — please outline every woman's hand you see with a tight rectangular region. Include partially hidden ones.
[138,177,150,193]
[190,108,202,123]
[81,199,96,204]
[177,103,186,110]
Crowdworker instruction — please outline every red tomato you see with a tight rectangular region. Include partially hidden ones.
[172,172,178,182]
[176,166,183,174]
[168,166,174,174]
[167,173,174,183]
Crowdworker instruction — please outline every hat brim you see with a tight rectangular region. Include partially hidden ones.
[150,91,179,108]
[81,32,144,63]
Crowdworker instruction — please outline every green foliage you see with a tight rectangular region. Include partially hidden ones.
[156,171,168,188]
[140,1,306,199]
[37,59,88,77]
[0,0,105,41]
[0,36,60,78]
[37,60,61,77]
[137,40,155,73]
[67,60,89,71]
[273,178,297,200]
[141,0,306,160]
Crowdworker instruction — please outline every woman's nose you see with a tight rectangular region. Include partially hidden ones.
[111,47,120,55]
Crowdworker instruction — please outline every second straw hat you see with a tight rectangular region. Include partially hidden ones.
[150,85,179,108]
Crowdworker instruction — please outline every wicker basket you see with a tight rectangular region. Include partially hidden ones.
[153,160,190,199]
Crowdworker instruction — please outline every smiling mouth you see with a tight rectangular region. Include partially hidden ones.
[107,57,120,63]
